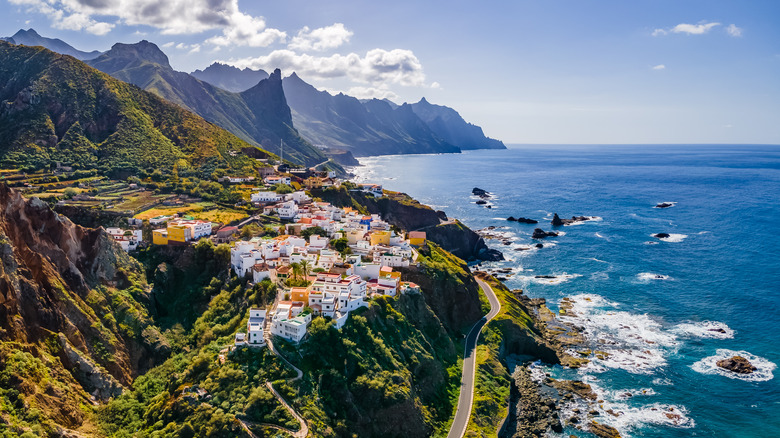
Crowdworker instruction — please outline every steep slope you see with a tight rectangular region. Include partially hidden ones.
[191,62,268,93]
[410,97,505,150]
[0,40,270,176]
[87,41,327,166]
[1,28,102,60]
[283,72,460,156]
[0,184,167,435]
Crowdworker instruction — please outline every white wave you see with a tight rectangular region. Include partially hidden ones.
[558,294,679,374]
[652,233,688,243]
[637,272,673,281]
[674,321,735,339]
[652,377,673,386]
[559,379,694,435]
[644,241,660,245]
[564,216,603,226]
[516,273,581,285]
[691,349,776,381]
[590,257,609,263]
[594,232,607,239]
[590,272,610,281]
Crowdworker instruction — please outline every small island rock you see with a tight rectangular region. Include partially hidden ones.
[472,187,490,198]
[655,202,674,208]
[653,233,671,239]
[716,356,757,374]
[532,228,558,239]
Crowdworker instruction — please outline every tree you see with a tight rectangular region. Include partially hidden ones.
[331,237,349,253]
[63,187,77,199]
[274,183,294,194]
[301,226,327,239]
[300,259,310,280]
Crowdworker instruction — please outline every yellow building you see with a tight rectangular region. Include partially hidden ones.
[409,231,426,246]
[152,229,168,245]
[370,230,391,246]
[167,225,190,243]
[290,287,309,303]
[346,229,364,244]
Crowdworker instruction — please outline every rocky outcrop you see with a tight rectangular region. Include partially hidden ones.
[655,202,674,208]
[424,221,504,262]
[472,187,490,198]
[502,367,562,438]
[653,233,671,239]
[507,217,538,224]
[532,228,558,239]
[552,213,597,226]
[717,356,757,374]
[0,184,166,429]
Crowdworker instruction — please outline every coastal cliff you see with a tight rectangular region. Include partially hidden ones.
[0,185,168,435]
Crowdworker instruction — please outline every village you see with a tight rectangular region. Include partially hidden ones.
[94,164,426,348]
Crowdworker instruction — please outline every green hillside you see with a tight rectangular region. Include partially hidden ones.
[0,40,273,178]
[87,41,330,167]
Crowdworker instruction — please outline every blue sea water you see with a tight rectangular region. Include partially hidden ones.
[352,145,780,438]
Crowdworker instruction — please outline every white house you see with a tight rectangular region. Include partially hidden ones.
[276,201,298,220]
[264,175,291,185]
[285,191,310,204]
[358,183,383,197]
[252,263,271,283]
[247,308,266,346]
[251,191,282,203]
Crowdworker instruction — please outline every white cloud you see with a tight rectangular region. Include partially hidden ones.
[726,24,743,37]
[340,86,399,101]
[162,41,174,48]
[220,48,427,87]
[205,12,286,47]
[10,0,114,35]
[653,21,720,36]
[8,0,285,43]
[652,64,665,70]
[431,81,441,89]
[289,23,353,51]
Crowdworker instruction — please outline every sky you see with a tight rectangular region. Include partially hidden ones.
[2,0,780,145]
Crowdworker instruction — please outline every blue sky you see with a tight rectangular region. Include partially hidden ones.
[3,0,779,144]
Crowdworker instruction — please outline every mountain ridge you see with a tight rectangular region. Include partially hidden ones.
[191,62,269,93]
[0,40,271,177]
[87,40,329,166]
[1,28,102,60]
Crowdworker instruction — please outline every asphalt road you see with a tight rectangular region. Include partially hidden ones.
[447,278,502,438]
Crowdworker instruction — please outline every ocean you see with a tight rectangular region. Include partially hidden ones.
[352,144,780,438]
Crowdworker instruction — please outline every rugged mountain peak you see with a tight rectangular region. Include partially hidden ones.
[13,28,41,38]
[2,27,103,60]
[269,67,282,82]
[191,62,269,92]
[101,40,171,68]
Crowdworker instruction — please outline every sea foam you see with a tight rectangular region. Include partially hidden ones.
[637,272,672,281]
[691,349,776,382]
[673,321,735,339]
[558,294,679,374]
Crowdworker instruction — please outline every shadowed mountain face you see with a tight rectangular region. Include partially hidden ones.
[0,41,269,176]
[86,41,328,166]
[191,62,269,93]
[282,72,461,156]
[410,97,505,150]
[1,28,102,60]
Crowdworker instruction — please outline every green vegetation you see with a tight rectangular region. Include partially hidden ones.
[0,41,273,181]
[275,294,460,437]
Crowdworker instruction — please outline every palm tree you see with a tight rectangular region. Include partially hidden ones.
[300,259,310,281]
[290,262,302,283]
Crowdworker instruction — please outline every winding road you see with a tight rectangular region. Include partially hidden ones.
[447,277,502,438]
